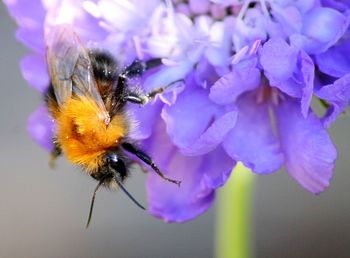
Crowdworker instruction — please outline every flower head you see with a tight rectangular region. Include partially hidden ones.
[5,0,350,222]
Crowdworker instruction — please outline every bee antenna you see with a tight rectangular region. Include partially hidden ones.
[114,177,146,211]
[86,179,105,228]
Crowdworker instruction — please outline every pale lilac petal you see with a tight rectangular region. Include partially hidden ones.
[162,87,221,149]
[275,98,337,194]
[298,7,350,53]
[4,0,46,52]
[232,9,267,50]
[127,100,163,140]
[205,20,232,68]
[16,26,45,52]
[223,93,284,174]
[20,54,49,94]
[260,38,299,96]
[27,105,55,151]
[98,0,160,33]
[299,50,315,117]
[315,40,350,78]
[260,38,298,82]
[198,146,235,197]
[143,61,193,92]
[193,58,219,87]
[294,0,318,13]
[181,110,238,156]
[270,5,303,35]
[46,1,108,45]
[321,0,350,12]
[4,0,45,27]
[210,58,261,105]
[316,74,350,127]
[146,122,234,223]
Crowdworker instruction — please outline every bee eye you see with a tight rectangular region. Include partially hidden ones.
[107,153,127,179]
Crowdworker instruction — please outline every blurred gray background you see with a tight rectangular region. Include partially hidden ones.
[1,3,350,258]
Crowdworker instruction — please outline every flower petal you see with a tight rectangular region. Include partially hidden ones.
[260,38,298,83]
[143,61,193,92]
[162,87,221,149]
[270,5,302,35]
[299,50,315,117]
[294,7,350,54]
[4,0,45,28]
[315,40,350,78]
[275,97,337,194]
[127,100,162,140]
[209,58,261,105]
[315,74,350,127]
[4,0,46,52]
[27,105,55,151]
[321,0,350,12]
[20,54,49,94]
[16,26,45,52]
[181,109,238,156]
[223,93,284,174]
[146,122,234,223]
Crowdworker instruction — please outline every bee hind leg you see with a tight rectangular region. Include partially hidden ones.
[49,143,62,168]
[121,142,181,187]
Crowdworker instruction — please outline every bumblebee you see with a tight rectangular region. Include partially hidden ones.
[45,25,181,227]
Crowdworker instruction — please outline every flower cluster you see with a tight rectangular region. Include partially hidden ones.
[5,0,350,222]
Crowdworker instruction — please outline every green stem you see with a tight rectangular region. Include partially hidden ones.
[215,163,254,258]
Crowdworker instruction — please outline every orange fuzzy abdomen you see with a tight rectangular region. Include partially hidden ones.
[55,97,127,173]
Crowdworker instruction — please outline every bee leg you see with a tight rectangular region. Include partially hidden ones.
[49,143,62,168]
[124,79,185,105]
[115,58,163,103]
[121,58,162,78]
[121,142,181,187]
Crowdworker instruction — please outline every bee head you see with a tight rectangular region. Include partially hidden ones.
[106,152,128,180]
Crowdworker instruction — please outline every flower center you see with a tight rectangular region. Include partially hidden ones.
[171,0,244,21]
[256,78,280,105]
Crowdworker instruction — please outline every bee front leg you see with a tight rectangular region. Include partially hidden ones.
[121,58,162,78]
[124,79,185,105]
[121,142,181,186]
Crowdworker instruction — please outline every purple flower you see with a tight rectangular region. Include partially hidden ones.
[5,0,350,222]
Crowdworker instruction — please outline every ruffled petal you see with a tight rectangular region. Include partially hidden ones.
[162,87,221,150]
[299,50,315,117]
[181,109,238,156]
[127,100,163,140]
[260,38,303,98]
[146,121,234,223]
[143,61,193,92]
[46,1,108,44]
[294,7,350,54]
[315,40,350,78]
[27,105,55,151]
[223,93,284,174]
[270,5,303,35]
[275,97,337,194]
[321,0,350,12]
[4,0,45,27]
[209,58,261,105]
[20,54,49,94]
[260,38,298,83]
[4,0,46,52]
[315,74,350,127]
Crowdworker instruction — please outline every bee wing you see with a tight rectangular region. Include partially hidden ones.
[46,24,110,123]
